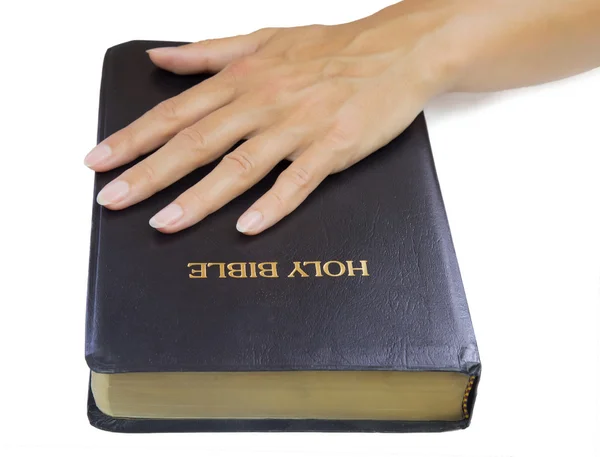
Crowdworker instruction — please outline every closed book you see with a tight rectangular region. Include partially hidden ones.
[86,40,481,433]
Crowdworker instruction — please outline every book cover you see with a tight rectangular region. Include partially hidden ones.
[86,40,481,433]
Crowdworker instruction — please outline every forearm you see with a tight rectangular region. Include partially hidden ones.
[360,0,600,93]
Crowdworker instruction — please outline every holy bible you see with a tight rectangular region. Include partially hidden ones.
[85,40,481,433]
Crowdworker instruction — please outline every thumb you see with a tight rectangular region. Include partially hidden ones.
[146,28,277,75]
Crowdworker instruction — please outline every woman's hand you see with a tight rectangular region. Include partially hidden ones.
[84,0,600,235]
[84,8,451,234]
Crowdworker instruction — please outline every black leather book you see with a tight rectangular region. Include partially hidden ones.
[86,40,481,433]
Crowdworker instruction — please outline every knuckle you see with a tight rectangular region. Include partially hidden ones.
[282,45,300,62]
[321,59,348,78]
[281,165,312,189]
[195,38,216,48]
[269,189,287,209]
[298,90,323,111]
[178,127,209,152]
[254,27,278,39]
[203,54,220,72]
[256,77,288,104]
[222,150,255,175]
[325,126,353,148]
[308,24,329,38]
[224,56,255,81]
[186,186,211,209]
[295,81,336,111]
[136,161,157,185]
[153,98,179,121]
[115,125,137,148]
[343,28,377,54]
[324,116,362,151]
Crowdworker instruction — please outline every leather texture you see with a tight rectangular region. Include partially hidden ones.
[86,40,481,433]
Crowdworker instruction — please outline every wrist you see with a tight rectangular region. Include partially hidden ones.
[352,1,472,97]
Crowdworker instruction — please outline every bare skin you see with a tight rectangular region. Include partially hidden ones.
[84,0,600,235]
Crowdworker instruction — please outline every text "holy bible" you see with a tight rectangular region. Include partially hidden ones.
[187,260,370,279]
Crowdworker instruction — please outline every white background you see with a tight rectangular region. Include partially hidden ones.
[1,1,599,456]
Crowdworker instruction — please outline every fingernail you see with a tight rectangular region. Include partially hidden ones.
[84,144,112,168]
[149,204,184,229]
[97,181,130,206]
[236,210,263,233]
[146,47,175,55]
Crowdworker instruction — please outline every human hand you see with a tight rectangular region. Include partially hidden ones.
[84,8,454,235]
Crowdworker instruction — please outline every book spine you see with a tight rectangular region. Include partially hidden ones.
[85,46,113,365]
